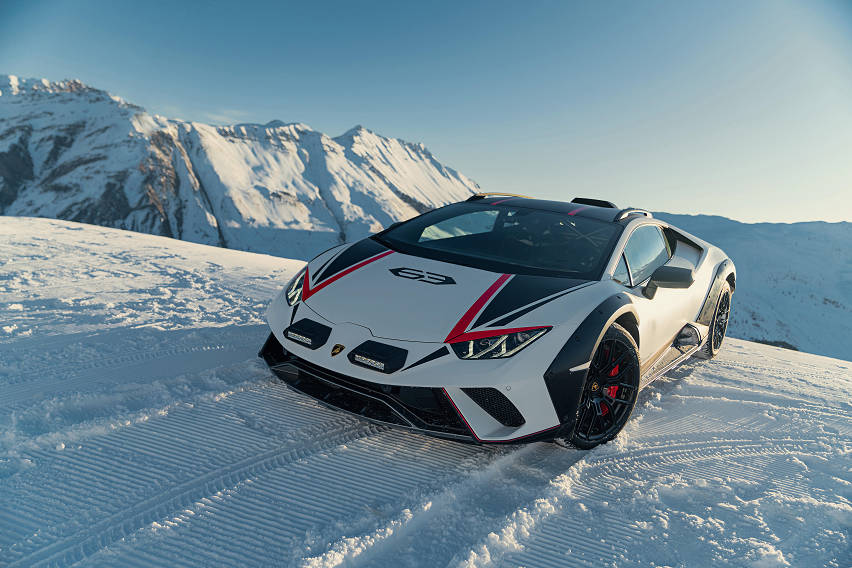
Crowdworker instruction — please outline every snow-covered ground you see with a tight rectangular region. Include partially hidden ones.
[1,217,849,567]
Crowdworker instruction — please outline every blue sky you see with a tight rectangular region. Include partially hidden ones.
[1,0,850,222]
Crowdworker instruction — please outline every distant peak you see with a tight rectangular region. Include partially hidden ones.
[0,74,100,96]
[340,124,374,138]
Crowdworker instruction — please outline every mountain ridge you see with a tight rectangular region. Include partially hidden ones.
[0,74,478,259]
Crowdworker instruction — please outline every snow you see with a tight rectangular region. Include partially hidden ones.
[0,75,478,261]
[1,217,849,567]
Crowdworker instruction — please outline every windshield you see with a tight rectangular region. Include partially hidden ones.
[375,202,622,279]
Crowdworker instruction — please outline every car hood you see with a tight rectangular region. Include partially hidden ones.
[301,240,591,343]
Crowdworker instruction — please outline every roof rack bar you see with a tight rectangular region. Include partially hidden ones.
[614,208,653,221]
[467,192,532,201]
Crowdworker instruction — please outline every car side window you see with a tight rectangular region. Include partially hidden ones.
[612,254,630,286]
[623,225,670,285]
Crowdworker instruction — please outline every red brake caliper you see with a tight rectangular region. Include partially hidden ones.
[605,363,619,399]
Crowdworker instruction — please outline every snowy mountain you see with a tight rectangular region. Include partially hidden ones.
[656,213,852,361]
[0,74,478,259]
[1,218,849,567]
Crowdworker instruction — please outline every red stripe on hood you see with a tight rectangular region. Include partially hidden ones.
[444,273,511,342]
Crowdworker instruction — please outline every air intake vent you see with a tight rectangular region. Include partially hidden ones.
[461,387,525,427]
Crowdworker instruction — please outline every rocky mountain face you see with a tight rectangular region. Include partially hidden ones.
[0,75,478,259]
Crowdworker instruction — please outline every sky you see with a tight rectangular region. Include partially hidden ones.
[1,0,850,223]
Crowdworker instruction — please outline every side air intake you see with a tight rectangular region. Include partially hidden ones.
[461,387,525,427]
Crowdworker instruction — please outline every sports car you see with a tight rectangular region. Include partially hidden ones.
[260,194,735,448]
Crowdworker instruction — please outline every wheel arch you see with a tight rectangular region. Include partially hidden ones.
[697,259,735,326]
[614,312,640,349]
[542,293,638,431]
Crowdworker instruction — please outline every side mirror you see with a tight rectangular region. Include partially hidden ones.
[643,265,694,299]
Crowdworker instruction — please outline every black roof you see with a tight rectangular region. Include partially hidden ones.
[466,195,647,223]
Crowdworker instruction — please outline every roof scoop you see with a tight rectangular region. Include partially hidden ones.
[571,197,618,208]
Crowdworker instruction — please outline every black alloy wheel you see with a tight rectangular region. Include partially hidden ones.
[700,281,732,359]
[570,323,640,449]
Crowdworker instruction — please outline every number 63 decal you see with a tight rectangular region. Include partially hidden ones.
[388,267,456,285]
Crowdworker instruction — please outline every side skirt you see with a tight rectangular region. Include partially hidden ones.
[639,324,703,388]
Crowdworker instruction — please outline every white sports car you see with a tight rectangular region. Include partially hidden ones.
[260,195,735,448]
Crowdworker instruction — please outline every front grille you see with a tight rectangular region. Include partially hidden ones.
[259,333,470,439]
[461,387,525,428]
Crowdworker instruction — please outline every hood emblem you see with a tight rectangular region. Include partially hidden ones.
[331,344,345,356]
[389,267,456,285]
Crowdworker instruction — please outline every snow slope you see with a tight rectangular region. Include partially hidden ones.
[656,213,852,361]
[1,218,849,567]
[0,75,477,259]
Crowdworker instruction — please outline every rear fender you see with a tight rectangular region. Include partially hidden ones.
[696,259,735,326]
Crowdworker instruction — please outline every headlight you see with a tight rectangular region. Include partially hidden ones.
[285,267,306,306]
[450,327,550,359]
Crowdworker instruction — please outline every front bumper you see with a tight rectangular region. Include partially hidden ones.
[260,333,475,441]
[259,332,564,444]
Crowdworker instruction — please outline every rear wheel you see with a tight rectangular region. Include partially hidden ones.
[699,281,732,359]
[570,323,640,449]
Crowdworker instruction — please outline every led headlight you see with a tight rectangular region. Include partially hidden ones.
[285,267,307,306]
[450,327,550,360]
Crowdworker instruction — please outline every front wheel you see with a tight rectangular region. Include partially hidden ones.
[569,323,640,450]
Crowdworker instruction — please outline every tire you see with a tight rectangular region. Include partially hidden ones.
[698,281,732,360]
[569,323,640,450]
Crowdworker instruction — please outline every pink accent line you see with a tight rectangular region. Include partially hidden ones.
[567,206,588,216]
[492,198,513,205]
[444,273,512,342]
[442,388,560,443]
[442,387,482,442]
[302,250,394,300]
[445,325,552,344]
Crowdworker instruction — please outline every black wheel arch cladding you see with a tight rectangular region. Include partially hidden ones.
[696,259,735,327]
[542,293,637,431]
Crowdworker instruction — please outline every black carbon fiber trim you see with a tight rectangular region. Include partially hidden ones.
[696,259,734,326]
[461,387,525,427]
[472,275,589,328]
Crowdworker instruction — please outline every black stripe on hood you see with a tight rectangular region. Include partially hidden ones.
[314,238,387,284]
[473,275,590,328]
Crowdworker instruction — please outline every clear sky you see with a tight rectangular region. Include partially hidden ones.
[1,0,850,222]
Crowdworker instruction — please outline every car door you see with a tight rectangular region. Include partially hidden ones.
[617,224,693,368]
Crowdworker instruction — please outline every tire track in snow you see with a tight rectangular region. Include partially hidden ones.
[464,437,836,568]
[94,428,500,568]
[4,409,386,568]
[1,340,259,407]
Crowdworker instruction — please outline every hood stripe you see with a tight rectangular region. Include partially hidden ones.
[444,273,511,342]
[303,250,394,300]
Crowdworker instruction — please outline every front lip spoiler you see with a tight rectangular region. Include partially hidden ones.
[269,360,475,443]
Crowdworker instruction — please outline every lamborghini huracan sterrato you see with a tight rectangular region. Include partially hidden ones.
[260,194,735,448]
